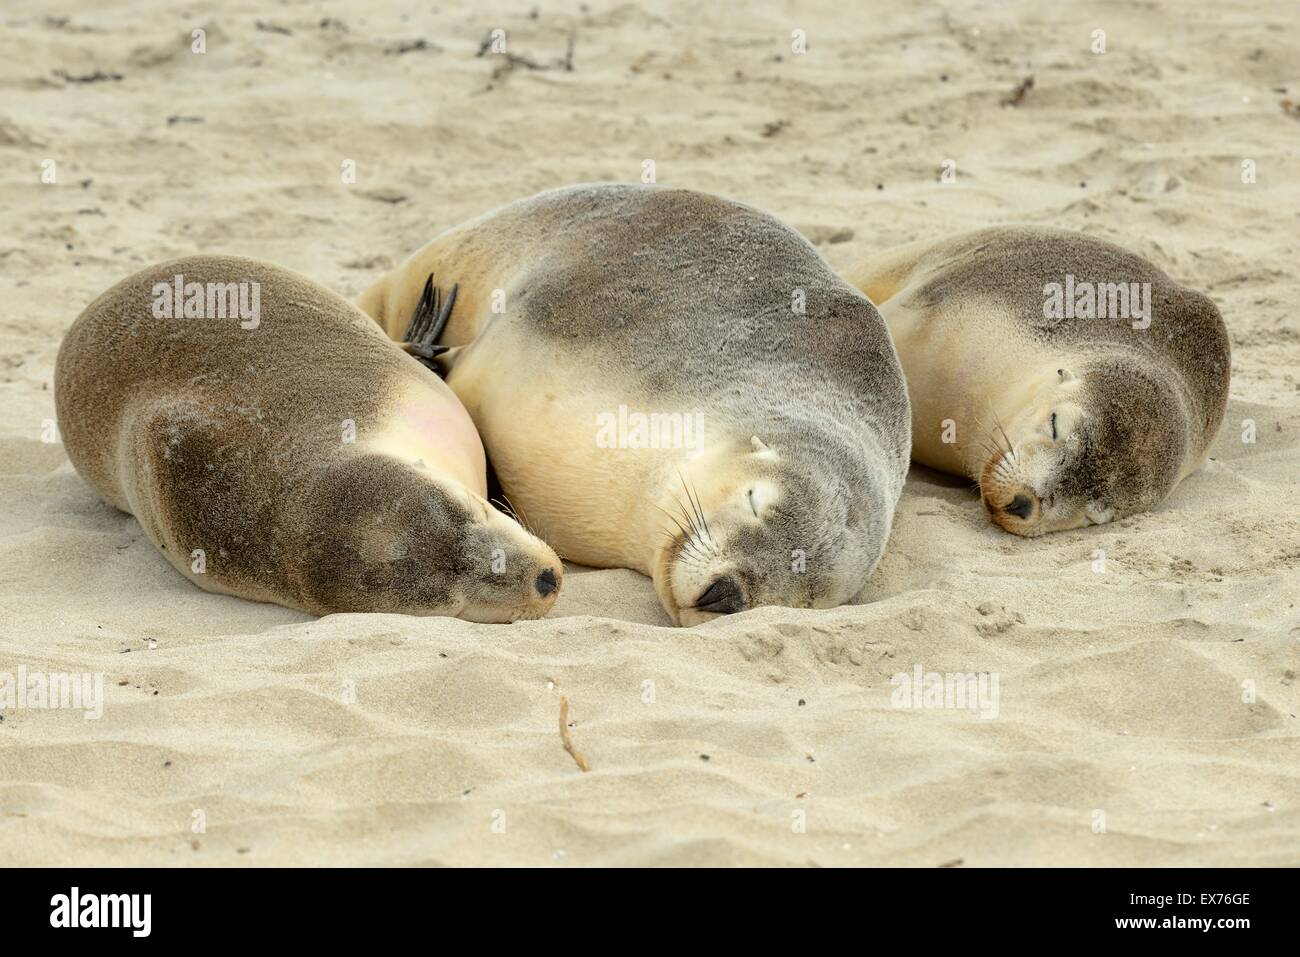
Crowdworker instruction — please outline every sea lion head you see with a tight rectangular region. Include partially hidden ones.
[301,454,562,621]
[979,359,1189,536]
[652,433,893,626]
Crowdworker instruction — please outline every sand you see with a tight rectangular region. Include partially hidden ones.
[1,0,1298,866]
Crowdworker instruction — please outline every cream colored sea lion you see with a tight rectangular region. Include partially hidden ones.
[55,255,562,620]
[843,227,1230,535]
[359,183,911,626]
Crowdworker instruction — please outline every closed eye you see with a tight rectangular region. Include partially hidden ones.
[747,488,759,518]
[1050,413,1058,441]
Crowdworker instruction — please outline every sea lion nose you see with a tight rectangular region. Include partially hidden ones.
[694,575,746,615]
[1004,494,1034,519]
[535,567,559,597]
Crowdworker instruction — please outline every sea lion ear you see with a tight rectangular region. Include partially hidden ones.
[750,436,768,453]
[1057,368,1075,383]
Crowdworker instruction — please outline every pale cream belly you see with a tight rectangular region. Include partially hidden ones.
[446,327,674,571]
[883,295,1058,479]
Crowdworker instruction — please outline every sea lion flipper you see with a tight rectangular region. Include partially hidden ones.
[432,282,458,342]
[402,274,438,343]
[401,341,451,362]
[436,345,465,376]
[401,273,455,376]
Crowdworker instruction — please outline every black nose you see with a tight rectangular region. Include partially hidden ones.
[1004,494,1033,519]
[535,568,558,597]
[694,575,746,615]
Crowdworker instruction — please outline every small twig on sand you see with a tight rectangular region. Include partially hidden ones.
[54,69,123,84]
[478,29,576,84]
[558,695,591,772]
[1002,75,1034,107]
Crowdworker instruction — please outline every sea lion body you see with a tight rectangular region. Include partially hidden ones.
[844,227,1230,534]
[55,255,561,620]
[360,184,911,625]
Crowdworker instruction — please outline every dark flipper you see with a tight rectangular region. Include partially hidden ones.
[400,273,459,376]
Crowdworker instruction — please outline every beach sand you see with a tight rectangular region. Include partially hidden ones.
[1,0,1297,866]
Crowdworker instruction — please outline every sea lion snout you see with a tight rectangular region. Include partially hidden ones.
[693,575,746,615]
[457,503,564,621]
[651,443,890,627]
[535,567,559,597]
[1003,494,1034,520]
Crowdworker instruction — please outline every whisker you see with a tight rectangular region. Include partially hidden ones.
[676,550,709,570]
[674,469,701,527]
[686,478,711,541]
[990,411,1015,460]
[658,525,698,560]
[654,503,694,541]
[672,493,702,540]
[494,490,540,539]
[653,505,710,562]
[490,495,521,524]
[675,467,715,547]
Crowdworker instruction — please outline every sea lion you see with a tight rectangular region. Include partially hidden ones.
[55,255,562,621]
[843,227,1230,535]
[359,183,911,626]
